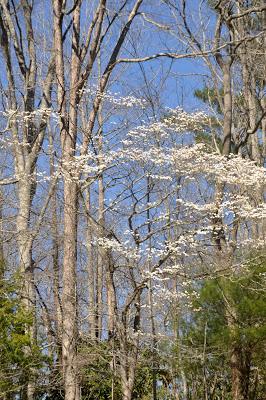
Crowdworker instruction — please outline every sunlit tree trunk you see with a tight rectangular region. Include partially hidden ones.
[96,168,104,340]
[86,187,96,340]
[16,178,36,400]
[53,1,81,397]
[236,5,261,164]
[49,128,62,364]
[119,292,141,400]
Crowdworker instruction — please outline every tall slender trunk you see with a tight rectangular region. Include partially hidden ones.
[222,62,232,156]
[236,6,264,241]
[172,311,188,400]
[120,332,138,400]
[96,170,104,340]
[106,250,116,339]
[119,294,140,400]
[86,187,96,340]
[97,106,116,340]
[262,96,266,164]
[147,176,157,400]
[49,130,62,361]
[262,0,266,163]
[241,57,260,163]
[223,289,251,400]
[16,177,36,400]
[151,329,157,400]
[215,28,251,398]
[235,4,261,164]
[61,99,79,399]
[62,177,79,400]
[54,2,81,397]
[247,76,260,164]
[95,100,107,340]
[51,187,62,348]
[0,190,4,265]
[230,344,245,399]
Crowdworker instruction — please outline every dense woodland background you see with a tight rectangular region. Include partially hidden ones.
[0,1,265,399]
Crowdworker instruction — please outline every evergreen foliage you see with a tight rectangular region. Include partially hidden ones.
[0,264,43,398]
[180,255,266,399]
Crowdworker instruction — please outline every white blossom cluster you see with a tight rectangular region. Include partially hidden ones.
[93,108,265,310]
[81,85,147,108]
[163,107,210,132]
[96,237,140,261]
[0,108,58,123]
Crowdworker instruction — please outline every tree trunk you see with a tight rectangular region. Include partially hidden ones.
[119,296,140,400]
[96,107,104,340]
[120,351,136,400]
[235,3,262,165]
[86,187,96,340]
[225,298,251,400]
[53,1,81,397]
[222,62,232,156]
[106,253,116,339]
[231,344,244,400]
[49,129,62,355]
[16,178,36,400]
[96,170,104,340]
[62,178,79,400]
[122,386,133,400]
